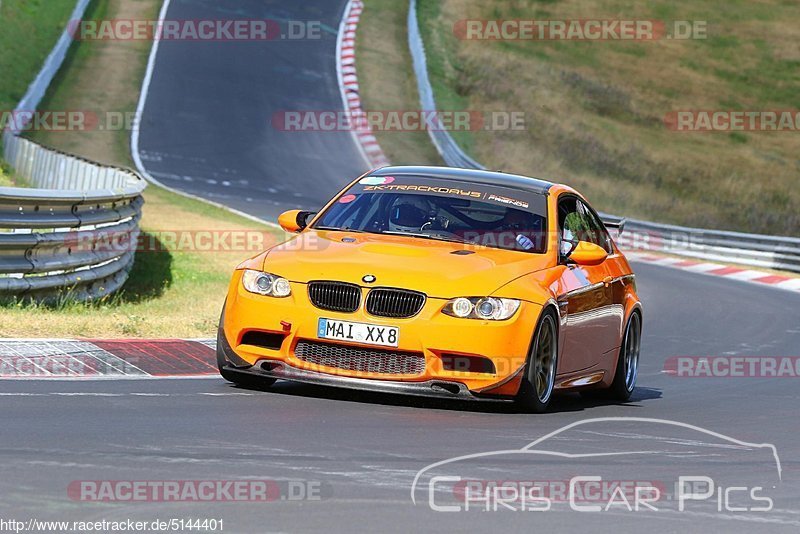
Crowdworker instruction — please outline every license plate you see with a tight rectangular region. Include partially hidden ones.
[317,318,399,347]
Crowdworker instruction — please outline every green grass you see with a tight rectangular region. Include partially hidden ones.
[0,0,79,111]
[0,166,11,186]
[0,182,285,338]
[0,0,287,338]
[27,0,155,166]
[0,0,80,182]
[416,0,475,154]
[404,0,800,235]
[356,0,442,165]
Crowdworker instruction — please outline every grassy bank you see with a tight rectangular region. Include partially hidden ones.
[372,0,799,235]
[0,0,80,174]
[0,0,285,338]
[0,166,11,187]
[357,0,442,165]
[27,0,158,166]
[0,0,78,111]
[0,186,283,338]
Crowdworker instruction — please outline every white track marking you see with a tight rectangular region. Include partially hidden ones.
[627,252,800,293]
[336,0,372,169]
[0,391,257,397]
[336,0,388,168]
[775,278,800,291]
[0,340,147,378]
[683,262,723,273]
[0,374,220,381]
[725,270,770,281]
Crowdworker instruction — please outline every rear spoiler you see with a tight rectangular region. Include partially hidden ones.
[602,216,626,235]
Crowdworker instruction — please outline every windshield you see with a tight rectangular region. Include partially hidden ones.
[313,175,548,253]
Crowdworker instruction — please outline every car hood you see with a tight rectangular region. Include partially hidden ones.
[260,230,552,298]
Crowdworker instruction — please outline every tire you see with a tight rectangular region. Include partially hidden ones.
[516,309,559,413]
[584,311,641,402]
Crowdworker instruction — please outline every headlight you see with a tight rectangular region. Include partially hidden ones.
[242,270,292,297]
[442,297,520,320]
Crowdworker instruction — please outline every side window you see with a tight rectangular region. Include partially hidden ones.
[558,196,583,257]
[557,196,612,257]
[580,201,614,253]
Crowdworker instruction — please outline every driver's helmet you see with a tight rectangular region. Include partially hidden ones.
[388,195,433,233]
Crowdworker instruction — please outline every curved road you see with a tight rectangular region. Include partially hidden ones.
[135,0,367,219]
[1,263,798,531]
[2,1,799,532]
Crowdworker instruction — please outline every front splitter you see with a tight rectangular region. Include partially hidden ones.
[221,360,512,402]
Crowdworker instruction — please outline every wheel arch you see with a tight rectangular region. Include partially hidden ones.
[527,301,561,374]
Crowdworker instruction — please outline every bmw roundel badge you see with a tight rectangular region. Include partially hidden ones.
[362,274,376,283]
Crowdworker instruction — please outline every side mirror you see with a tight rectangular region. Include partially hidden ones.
[278,210,315,233]
[568,241,608,266]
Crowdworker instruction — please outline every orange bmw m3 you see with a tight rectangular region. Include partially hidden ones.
[217,166,642,412]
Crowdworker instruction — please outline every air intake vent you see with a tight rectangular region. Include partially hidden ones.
[308,281,361,313]
[295,340,425,375]
[366,288,426,318]
[240,330,285,351]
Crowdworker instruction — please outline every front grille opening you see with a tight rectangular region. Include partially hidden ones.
[366,288,426,318]
[294,340,425,375]
[440,354,496,374]
[240,330,285,350]
[308,281,361,313]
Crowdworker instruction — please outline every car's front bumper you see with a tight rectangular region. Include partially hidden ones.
[220,361,518,401]
[219,271,543,398]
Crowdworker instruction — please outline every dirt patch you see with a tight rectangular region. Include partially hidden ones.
[403,0,800,235]
[30,0,160,167]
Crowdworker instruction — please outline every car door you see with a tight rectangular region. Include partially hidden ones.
[555,195,619,374]
[582,202,628,350]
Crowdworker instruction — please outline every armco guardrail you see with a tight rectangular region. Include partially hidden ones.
[613,218,800,273]
[1,132,146,301]
[0,0,146,301]
[407,0,800,273]
[407,0,484,170]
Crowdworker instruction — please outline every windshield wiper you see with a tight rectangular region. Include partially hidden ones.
[314,226,367,233]
[379,230,471,245]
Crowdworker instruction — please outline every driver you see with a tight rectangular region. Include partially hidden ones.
[501,209,538,251]
[501,208,531,230]
[387,195,434,233]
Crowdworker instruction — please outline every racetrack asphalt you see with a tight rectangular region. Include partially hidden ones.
[135,0,368,220]
[1,262,798,532]
[2,0,798,531]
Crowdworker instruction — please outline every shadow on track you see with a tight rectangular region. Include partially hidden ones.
[223,379,662,415]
